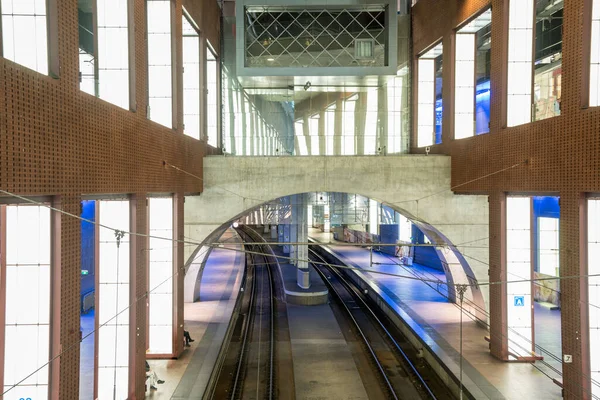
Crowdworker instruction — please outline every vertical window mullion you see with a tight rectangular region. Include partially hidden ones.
[206,46,219,147]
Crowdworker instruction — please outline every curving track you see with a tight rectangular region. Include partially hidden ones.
[309,247,456,399]
[209,227,294,400]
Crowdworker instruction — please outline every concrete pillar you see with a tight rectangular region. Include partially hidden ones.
[283,224,291,254]
[489,191,507,360]
[270,224,277,239]
[278,224,284,246]
[319,109,326,155]
[263,224,270,234]
[280,196,292,254]
[294,193,310,289]
[53,195,82,399]
[290,195,298,265]
[560,192,586,399]
[323,203,331,233]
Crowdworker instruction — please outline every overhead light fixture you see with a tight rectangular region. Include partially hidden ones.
[267,57,275,62]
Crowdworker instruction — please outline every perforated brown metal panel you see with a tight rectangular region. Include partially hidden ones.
[0,0,222,398]
[412,0,599,398]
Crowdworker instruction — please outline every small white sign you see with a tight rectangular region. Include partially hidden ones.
[564,354,573,363]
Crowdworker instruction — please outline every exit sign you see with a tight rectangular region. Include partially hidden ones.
[81,270,89,276]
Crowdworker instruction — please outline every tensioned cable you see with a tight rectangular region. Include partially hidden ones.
[0,184,595,291]
[0,239,223,398]
[375,252,569,375]
[1,187,599,394]
[309,244,600,391]
[0,189,203,247]
[303,240,593,395]
[2,231,599,397]
[214,244,600,289]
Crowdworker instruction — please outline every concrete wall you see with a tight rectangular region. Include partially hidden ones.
[184,155,490,309]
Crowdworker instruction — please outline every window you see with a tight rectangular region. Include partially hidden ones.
[417,43,443,147]
[507,0,534,126]
[398,214,412,243]
[325,104,335,155]
[309,114,320,156]
[590,0,600,106]
[78,0,95,95]
[1,0,48,74]
[342,94,357,155]
[222,68,232,152]
[97,200,130,400]
[588,199,600,397]
[148,198,174,355]
[369,199,379,235]
[295,120,308,155]
[2,205,51,400]
[77,0,131,108]
[506,196,533,357]
[507,0,562,126]
[182,12,200,139]
[147,0,173,128]
[387,71,405,154]
[455,10,492,139]
[364,88,378,155]
[207,45,219,147]
[538,217,559,276]
[533,0,562,121]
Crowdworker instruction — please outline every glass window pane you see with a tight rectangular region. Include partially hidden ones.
[147,0,173,127]
[148,197,174,354]
[97,0,130,108]
[97,200,130,399]
[207,51,219,147]
[533,0,562,121]
[507,0,534,126]
[506,197,533,357]
[3,205,51,398]
[1,4,48,74]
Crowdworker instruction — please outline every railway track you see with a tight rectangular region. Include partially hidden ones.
[208,227,294,400]
[309,247,455,400]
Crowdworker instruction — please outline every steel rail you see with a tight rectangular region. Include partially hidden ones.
[310,248,437,399]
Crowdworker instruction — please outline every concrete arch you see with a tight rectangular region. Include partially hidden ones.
[184,155,489,317]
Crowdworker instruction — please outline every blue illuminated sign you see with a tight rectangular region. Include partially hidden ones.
[514,296,525,307]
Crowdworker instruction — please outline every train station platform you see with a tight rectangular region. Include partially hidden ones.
[145,229,245,399]
[258,231,329,305]
[309,229,563,400]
